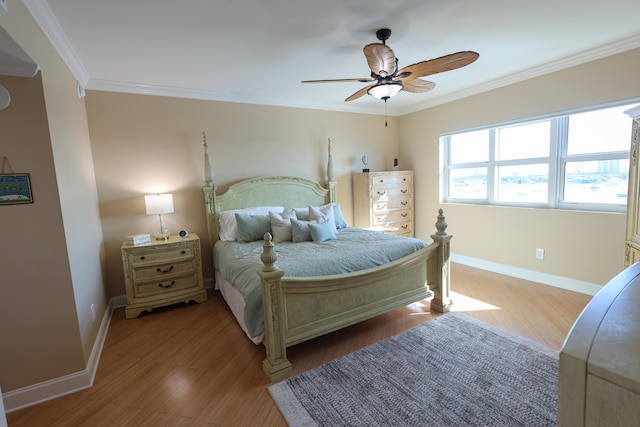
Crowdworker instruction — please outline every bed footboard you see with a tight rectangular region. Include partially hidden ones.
[258,209,453,382]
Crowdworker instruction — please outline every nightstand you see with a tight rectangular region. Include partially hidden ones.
[121,234,207,318]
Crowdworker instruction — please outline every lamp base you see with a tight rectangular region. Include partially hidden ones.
[154,229,170,240]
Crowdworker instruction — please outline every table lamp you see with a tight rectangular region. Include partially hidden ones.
[144,193,174,240]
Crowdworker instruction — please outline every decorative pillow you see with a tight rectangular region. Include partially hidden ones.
[293,208,310,221]
[219,206,283,241]
[290,218,319,243]
[269,209,297,242]
[332,204,348,229]
[308,220,337,242]
[235,213,271,243]
[309,204,336,230]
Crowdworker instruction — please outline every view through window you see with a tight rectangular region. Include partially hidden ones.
[442,102,637,211]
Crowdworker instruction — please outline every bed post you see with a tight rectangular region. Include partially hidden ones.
[202,132,219,248]
[429,209,453,312]
[257,233,292,382]
[327,138,337,203]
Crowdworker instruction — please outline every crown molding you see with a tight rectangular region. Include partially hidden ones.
[22,0,640,116]
[400,32,640,116]
[21,0,89,85]
[85,78,382,115]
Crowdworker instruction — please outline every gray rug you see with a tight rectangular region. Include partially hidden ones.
[268,312,558,426]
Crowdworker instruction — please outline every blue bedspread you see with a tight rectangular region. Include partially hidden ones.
[213,227,429,339]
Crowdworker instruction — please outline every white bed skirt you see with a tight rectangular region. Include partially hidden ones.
[215,269,264,345]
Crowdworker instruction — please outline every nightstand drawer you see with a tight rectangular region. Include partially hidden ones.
[127,247,194,266]
[121,234,207,318]
[134,274,198,298]
[131,259,195,281]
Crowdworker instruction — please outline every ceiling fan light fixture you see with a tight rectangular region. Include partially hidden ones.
[368,82,403,100]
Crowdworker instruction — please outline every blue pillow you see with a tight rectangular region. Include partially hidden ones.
[308,220,337,242]
[235,213,271,243]
[333,204,348,229]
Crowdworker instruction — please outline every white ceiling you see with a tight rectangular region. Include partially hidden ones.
[12,0,640,116]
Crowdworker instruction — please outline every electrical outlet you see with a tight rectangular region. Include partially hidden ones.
[535,248,545,260]
[91,304,96,321]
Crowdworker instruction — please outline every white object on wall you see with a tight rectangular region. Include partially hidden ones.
[0,85,10,111]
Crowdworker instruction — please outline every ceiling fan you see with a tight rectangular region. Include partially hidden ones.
[302,28,479,104]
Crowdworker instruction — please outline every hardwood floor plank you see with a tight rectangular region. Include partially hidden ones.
[6,263,593,426]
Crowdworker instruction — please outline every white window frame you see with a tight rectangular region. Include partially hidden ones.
[441,101,637,213]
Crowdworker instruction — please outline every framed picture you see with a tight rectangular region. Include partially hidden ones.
[0,173,34,205]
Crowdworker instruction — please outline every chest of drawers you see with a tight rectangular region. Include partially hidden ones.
[352,170,414,236]
[121,234,207,318]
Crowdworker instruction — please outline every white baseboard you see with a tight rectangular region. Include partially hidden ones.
[3,300,115,413]
[452,254,602,296]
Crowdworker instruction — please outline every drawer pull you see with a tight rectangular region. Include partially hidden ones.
[376,204,386,210]
[377,191,386,196]
[401,213,408,217]
[401,225,408,229]
[401,201,408,206]
[401,189,408,194]
[140,256,145,260]
[156,266,174,273]
[376,217,385,223]
[181,250,186,254]
[158,281,176,289]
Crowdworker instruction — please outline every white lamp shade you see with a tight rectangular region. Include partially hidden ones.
[144,193,174,215]
[368,82,403,100]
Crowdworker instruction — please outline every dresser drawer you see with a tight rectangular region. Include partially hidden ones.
[371,174,412,187]
[127,246,194,266]
[131,259,195,282]
[372,187,411,200]
[373,198,412,212]
[371,219,412,235]
[373,210,411,225]
[133,274,199,299]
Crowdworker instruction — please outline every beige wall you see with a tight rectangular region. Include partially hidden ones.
[0,73,85,390]
[85,92,400,297]
[400,48,640,286]
[0,0,107,396]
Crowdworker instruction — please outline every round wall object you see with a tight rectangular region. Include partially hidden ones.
[179,229,188,237]
[0,85,10,111]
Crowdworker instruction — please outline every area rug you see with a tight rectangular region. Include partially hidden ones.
[268,312,558,426]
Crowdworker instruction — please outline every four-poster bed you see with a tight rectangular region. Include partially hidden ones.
[201,134,453,381]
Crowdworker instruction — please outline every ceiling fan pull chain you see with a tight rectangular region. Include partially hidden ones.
[385,99,388,127]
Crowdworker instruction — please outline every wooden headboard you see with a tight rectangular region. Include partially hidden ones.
[202,133,337,248]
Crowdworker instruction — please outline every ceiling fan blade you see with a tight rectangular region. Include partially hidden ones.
[402,79,436,93]
[398,51,479,80]
[364,43,396,76]
[345,83,376,102]
[302,77,374,83]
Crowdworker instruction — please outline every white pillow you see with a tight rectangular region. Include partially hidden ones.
[309,204,336,230]
[219,206,283,241]
[269,209,297,242]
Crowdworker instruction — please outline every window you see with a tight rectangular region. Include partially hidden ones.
[442,102,636,211]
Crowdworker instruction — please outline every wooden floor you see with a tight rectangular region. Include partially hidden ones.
[6,263,593,426]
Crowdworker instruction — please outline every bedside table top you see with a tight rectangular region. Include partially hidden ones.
[121,233,199,249]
